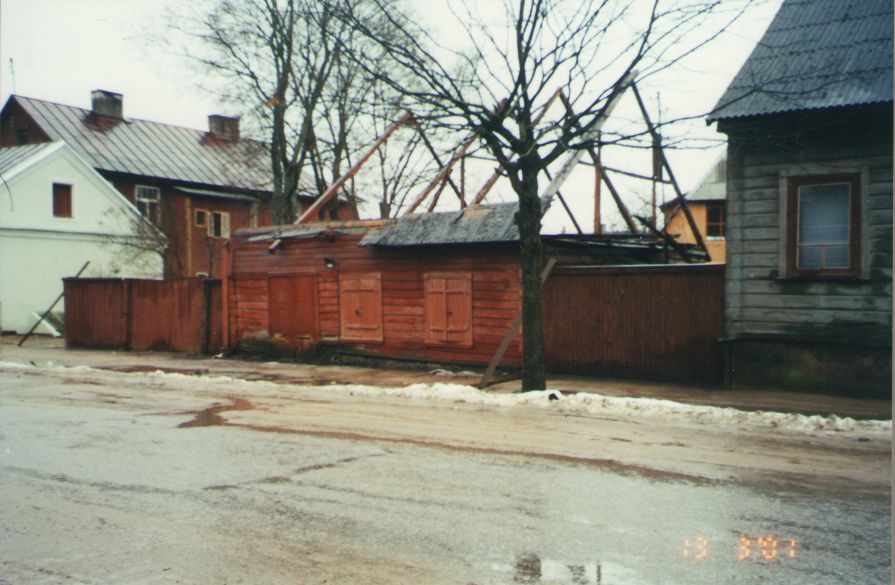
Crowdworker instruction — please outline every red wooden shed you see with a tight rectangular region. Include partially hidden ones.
[222,198,686,369]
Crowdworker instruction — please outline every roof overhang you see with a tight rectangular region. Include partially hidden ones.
[174,186,258,202]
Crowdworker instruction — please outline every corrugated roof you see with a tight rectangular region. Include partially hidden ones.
[0,142,57,176]
[709,0,893,121]
[10,95,274,192]
[662,151,727,209]
[359,198,552,247]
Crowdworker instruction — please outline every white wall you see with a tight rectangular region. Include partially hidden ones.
[0,143,162,333]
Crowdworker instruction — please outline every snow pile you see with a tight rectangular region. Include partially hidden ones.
[337,382,891,435]
[0,360,36,369]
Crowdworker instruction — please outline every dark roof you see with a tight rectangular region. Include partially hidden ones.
[709,0,893,121]
[359,198,552,247]
[8,95,273,193]
[0,142,55,175]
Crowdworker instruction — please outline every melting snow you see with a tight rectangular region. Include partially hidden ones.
[0,361,889,436]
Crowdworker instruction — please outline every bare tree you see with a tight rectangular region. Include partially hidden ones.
[173,0,425,224]
[342,0,755,390]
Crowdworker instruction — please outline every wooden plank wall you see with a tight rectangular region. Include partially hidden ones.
[64,279,128,348]
[542,264,725,384]
[228,234,524,365]
[64,278,222,353]
[723,108,893,345]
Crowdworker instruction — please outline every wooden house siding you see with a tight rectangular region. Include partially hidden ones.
[722,108,892,345]
[228,234,524,365]
[718,105,892,394]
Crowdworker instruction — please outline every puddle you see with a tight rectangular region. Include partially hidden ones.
[501,553,602,584]
[178,397,253,428]
[491,552,604,585]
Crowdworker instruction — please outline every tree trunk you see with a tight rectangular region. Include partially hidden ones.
[516,165,546,391]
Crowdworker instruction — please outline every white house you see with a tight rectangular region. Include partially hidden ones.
[0,141,162,333]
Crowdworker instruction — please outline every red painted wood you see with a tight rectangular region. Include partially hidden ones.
[229,233,522,365]
[64,278,222,353]
[269,275,319,349]
[339,273,384,343]
[542,264,725,384]
[424,272,473,347]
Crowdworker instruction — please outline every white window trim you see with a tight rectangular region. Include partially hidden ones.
[135,184,161,223]
[208,211,231,238]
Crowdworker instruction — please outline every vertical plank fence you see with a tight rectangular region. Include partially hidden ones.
[543,264,725,384]
[64,278,222,353]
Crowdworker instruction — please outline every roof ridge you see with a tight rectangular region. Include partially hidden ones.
[12,94,269,147]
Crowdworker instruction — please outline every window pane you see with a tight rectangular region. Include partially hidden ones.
[799,184,849,244]
[799,246,823,268]
[825,245,849,268]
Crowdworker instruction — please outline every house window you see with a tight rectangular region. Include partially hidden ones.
[339,273,383,343]
[706,203,725,238]
[424,273,473,347]
[208,211,230,238]
[52,183,72,218]
[786,174,860,277]
[135,185,161,224]
[15,127,28,145]
[195,209,207,227]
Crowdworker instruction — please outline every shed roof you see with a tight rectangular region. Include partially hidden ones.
[709,0,893,121]
[7,95,275,193]
[359,198,553,247]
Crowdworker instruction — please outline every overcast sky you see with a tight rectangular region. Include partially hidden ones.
[0,0,782,229]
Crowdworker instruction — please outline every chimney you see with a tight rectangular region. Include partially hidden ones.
[91,90,123,119]
[208,115,240,140]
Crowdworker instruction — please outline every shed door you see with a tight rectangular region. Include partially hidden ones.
[269,275,319,348]
[339,273,383,342]
[424,273,473,346]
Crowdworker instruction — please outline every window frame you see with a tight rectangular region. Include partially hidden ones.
[785,173,861,278]
[195,209,207,227]
[705,202,726,239]
[208,210,230,238]
[135,185,161,224]
[52,183,73,218]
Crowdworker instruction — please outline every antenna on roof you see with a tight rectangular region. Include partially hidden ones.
[8,58,16,94]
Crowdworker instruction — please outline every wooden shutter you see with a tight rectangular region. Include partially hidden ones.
[339,273,383,343]
[424,273,473,347]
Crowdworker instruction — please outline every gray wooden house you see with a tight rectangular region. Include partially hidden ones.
[709,0,892,396]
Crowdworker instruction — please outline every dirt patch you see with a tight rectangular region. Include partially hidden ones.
[225,421,719,485]
[178,397,253,428]
[100,365,210,376]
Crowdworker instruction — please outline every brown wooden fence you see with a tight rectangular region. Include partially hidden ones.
[543,264,725,384]
[64,278,222,353]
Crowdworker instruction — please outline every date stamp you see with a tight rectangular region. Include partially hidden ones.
[682,535,798,561]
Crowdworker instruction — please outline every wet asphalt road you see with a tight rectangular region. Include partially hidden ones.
[0,360,890,584]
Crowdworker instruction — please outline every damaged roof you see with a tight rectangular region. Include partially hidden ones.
[360,198,552,247]
[7,95,275,193]
[709,0,893,121]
